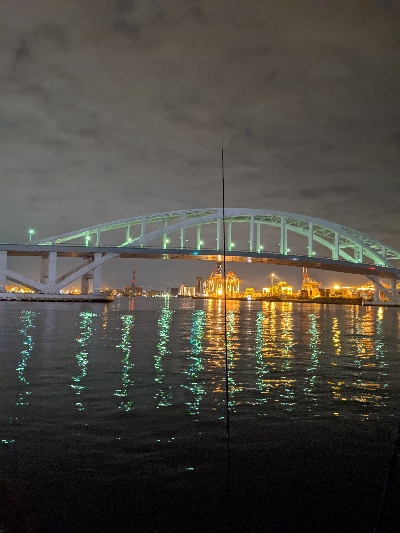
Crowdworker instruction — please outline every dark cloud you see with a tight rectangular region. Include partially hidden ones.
[300,186,357,200]
[0,0,399,262]
[14,37,28,65]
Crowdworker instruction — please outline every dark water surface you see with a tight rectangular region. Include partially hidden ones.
[0,298,400,532]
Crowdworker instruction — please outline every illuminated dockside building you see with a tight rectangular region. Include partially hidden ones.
[204,261,240,298]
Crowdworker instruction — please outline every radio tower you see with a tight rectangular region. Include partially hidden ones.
[131,268,136,296]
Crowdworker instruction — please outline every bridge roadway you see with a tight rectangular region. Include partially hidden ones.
[2,243,400,278]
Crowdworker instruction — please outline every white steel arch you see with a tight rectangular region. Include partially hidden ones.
[36,208,400,268]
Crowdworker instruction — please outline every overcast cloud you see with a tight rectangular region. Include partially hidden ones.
[0,0,399,288]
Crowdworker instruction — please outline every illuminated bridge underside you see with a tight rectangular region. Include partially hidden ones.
[1,209,399,295]
[5,245,400,278]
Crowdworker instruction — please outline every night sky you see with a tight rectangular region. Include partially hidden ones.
[1,0,399,290]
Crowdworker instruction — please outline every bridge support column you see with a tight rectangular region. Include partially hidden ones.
[368,275,381,303]
[389,278,400,304]
[81,272,92,295]
[92,253,102,296]
[181,214,186,248]
[308,223,313,257]
[163,220,168,249]
[280,217,287,254]
[249,215,254,252]
[216,219,221,251]
[373,286,380,303]
[180,227,185,248]
[333,233,339,260]
[0,251,7,292]
[358,245,363,263]
[141,218,146,238]
[40,252,57,293]
[197,225,201,250]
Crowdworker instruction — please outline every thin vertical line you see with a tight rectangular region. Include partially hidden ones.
[221,116,230,498]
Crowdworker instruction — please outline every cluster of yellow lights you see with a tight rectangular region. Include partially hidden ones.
[5,286,35,293]
[60,287,81,295]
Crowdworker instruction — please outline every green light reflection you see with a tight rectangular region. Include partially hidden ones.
[115,314,135,411]
[71,311,97,410]
[304,313,321,410]
[16,310,36,406]
[182,310,206,417]
[226,310,242,410]
[154,300,173,408]
[254,311,268,404]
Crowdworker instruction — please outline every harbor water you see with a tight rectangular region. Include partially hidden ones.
[0,298,400,532]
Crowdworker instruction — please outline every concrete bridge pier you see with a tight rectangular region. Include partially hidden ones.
[373,285,380,304]
[367,274,400,304]
[367,275,384,303]
[0,251,7,292]
[92,253,102,296]
[81,272,92,295]
[80,254,102,295]
[390,278,400,304]
[40,252,57,294]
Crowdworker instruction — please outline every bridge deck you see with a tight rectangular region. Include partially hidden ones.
[1,244,399,279]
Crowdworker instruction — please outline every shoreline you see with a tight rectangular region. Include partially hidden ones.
[193,295,364,305]
[0,293,113,302]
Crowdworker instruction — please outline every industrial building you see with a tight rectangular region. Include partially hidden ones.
[204,261,240,298]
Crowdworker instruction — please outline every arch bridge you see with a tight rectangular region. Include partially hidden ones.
[1,209,399,301]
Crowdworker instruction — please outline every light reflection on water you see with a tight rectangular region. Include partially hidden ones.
[71,311,97,411]
[0,299,398,426]
[114,314,135,411]
[182,309,206,417]
[326,305,390,417]
[16,310,36,407]
[154,298,173,408]
[0,299,400,531]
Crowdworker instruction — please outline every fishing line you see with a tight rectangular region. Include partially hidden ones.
[221,117,230,443]
[221,116,231,523]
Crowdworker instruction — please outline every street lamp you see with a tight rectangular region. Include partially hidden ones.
[29,229,34,242]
